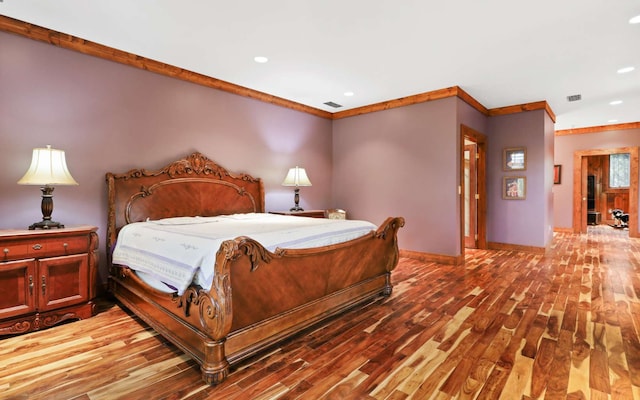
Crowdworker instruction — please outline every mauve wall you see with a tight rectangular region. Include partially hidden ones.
[544,113,555,245]
[457,99,488,136]
[332,97,461,256]
[554,127,640,229]
[0,32,333,283]
[487,110,554,248]
[332,96,554,256]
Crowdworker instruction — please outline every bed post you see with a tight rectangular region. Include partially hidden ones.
[377,217,405,296]
[201,339,230,384]
[194,240,237,383]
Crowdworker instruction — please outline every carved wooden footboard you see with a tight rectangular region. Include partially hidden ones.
[106,152,404,384]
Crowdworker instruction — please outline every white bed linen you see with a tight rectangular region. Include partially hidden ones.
[111,213,377,295]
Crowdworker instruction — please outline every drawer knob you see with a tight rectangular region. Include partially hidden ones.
[3,248,8,255]
[63,243,68,248]
[32,244,42,250]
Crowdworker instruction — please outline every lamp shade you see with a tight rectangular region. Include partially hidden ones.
[282,166,312,187]
[17,145,78,186]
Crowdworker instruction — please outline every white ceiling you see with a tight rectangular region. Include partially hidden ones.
[2,1,640,130]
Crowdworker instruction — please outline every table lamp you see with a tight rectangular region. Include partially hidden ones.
[282,166,312,211]
[17,145,79,230]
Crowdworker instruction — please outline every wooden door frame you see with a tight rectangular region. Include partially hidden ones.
[460,125,487,252]
[572,146,639,237]
[464,143,478,248]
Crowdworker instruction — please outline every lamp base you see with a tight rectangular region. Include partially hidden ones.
[28,185,65,230]
[29,219,65,230]
[289,187,304,212]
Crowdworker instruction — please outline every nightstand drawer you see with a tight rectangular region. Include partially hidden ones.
[40,235,90,256]
[1,242,32,261]
[1,235,89,261]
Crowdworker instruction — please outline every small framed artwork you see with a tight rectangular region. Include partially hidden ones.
[503,147,526,171]
[554,165,561,184]
[503,176,526,200]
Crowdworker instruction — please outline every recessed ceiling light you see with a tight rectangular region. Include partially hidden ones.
[254,56,269,63]
[617,66,635,74]
[630,15,640,24]
[344,91,354,97]
[609,100,623,105]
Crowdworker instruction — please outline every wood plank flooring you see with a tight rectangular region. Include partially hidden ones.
[1,225,639,399]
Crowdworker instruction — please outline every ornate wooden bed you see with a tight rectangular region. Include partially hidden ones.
[106,152,404,385]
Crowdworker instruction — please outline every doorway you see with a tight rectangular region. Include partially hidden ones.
[460,125,487,251]
[573,147,638,237]
[464,142,477,248]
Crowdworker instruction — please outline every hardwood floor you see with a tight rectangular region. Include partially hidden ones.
[1,225,639,399]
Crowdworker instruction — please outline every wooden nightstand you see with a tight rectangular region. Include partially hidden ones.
[0,226,98,336]
[270,210,326,218]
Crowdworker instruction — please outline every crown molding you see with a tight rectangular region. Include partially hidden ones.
[555,122,640,136]
[332,86,557,123]
[0,15,558,125]
[487,100,556,122]
[332,86,492,119]
[0,15,333,120]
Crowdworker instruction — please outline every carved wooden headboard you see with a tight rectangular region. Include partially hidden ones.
[106,152,265,254]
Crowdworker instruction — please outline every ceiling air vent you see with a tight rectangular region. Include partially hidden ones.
[323,101,343,108]
[566,94,582,102]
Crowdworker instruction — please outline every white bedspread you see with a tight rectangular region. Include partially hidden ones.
[111,213,377,295]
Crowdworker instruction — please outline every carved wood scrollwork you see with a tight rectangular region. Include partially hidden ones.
[174,237,274,339]
[138,185,152,197]
[167,152,229,179]
[175,237,274,337]
[41,313,77,328]
[222,236,273,272]
[0,321,31,335]
[164,152,259,182]
[375,217,405,240]
[114,152,260,182]
[177,265,232,339]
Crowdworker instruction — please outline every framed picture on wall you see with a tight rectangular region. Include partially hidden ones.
[503,147,526,171]
[554,165,561,184]
[503,176,526,200]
